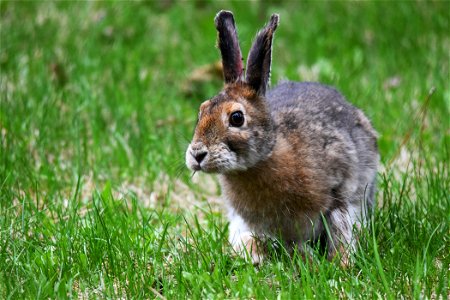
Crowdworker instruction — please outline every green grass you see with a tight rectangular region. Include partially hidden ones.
[1,1,449,298]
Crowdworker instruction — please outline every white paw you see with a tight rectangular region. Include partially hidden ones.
[231,232,264,265]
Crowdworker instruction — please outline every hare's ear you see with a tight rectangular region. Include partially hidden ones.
[215,11,244,84]
[245,14,279,96]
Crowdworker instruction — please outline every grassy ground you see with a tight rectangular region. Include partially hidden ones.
[1,1,449,298]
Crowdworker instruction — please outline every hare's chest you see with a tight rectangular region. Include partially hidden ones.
[240,200,321,242]
[221,180,321,242]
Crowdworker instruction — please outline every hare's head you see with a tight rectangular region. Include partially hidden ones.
[186,11,279,173]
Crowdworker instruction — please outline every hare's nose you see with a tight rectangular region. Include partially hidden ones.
[192,151,207,164]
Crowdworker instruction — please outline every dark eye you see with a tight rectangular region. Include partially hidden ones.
[229,111,244,127]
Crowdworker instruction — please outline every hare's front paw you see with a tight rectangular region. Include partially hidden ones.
[231,232,264,265]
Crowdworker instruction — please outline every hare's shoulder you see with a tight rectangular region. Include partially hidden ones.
[267,81,353,113]
[266,81,378,175]
[267,81,363,131]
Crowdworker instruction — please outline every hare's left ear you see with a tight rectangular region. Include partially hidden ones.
[215,11,244,84]
[245,14,279,96]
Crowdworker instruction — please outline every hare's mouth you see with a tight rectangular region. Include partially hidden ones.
[202,158,248,174]
[190,163,202,172]
[187,155,235,174]
[190,159,223,174]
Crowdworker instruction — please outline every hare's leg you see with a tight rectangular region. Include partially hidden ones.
[325,204,362,267]
[228,209,264,265]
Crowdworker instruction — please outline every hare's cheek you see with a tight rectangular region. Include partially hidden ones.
[225,131,250,154]
[226,138,247,155]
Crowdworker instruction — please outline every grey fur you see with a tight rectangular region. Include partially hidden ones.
[257,82,378,258]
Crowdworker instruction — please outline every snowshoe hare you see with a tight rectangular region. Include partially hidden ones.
[186,11,379,265]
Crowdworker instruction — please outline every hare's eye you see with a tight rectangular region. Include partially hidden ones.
[229,111,244,127]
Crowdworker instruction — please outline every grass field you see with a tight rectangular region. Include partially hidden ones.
[1,1,449,298]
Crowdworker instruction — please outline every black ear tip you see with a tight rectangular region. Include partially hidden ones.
[215,10,235,28]
[269,14,280,29]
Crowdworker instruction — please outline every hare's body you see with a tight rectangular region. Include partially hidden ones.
[222,82,378,263]
[186,11,379,265]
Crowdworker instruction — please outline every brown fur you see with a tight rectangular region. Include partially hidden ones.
[220,135,330,242]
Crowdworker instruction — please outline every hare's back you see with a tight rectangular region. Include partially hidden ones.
[267,80,378,174]
[267,81,359,131]
[267,81,378,207]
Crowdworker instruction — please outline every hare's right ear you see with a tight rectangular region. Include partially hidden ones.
[245,14,279,96]
[215,11,244,83]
